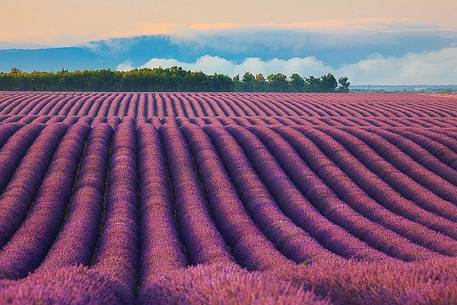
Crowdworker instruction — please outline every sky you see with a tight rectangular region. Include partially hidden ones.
[1,0,457,84]
[2,0,457,45]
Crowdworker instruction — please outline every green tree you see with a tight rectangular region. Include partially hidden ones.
[319,73,338,92]
[255,73,267,91]
[233,74,242,91]
[241,72,256,91]
[289,73,305,92]
[267,73,288,91]
[9,67,22,74]
[337,77,350,93]
[211,73,234,91]
[304,76,321,92]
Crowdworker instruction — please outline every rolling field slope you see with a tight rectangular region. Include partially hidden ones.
[0,92,456,304]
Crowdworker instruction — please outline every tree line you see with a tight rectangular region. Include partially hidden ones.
[234,72,350,92]
[0,67,350,92]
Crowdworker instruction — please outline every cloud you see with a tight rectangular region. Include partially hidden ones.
[118,55,331,77]
[89,18,403,46]
[117,47,457,85]
[116,61,135,71]
[83,24,457,69]
[339,47,457,85]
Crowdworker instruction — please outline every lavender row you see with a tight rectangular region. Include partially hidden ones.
[204,125,336,262]
[0,124,43,192]
[2,256,457,305]
[159,125,233,266]
[224,125,389,261]
[345,128,457,205]
[0,123,88,279]
[269,256,457,305]
[289,126,457,255]
[137,124,187,282]
[244,126,437,261]
[2,92,457,118]
[0,124,22,149]
[411,128,457,154]
[0,124,67,248]
[181,124,291,270]
[91,121,139,299]
[1,114,457,130]
[0,122,455,269]
[38,124,113,270]
[316,127,457,223]
[376,128,457,181]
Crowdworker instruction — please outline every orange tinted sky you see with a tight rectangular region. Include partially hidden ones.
[2,0,456,44]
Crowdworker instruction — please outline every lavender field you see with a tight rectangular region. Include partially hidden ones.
[0,91,456,304]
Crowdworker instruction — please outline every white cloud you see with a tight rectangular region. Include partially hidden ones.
[119,55,333,77]
[339,47,457,85]
[117,47,457,85]
[116,61,135,72]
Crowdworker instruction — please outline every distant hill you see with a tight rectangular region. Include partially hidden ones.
[0,47,106,71]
